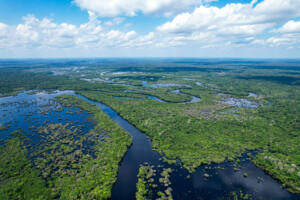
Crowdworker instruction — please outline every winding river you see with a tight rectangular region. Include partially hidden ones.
[0,91,298,200]
[74,93,299,200]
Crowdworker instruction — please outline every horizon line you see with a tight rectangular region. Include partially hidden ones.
[1,57,300,60]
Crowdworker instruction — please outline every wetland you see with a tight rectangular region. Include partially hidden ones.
[0,58,299,199]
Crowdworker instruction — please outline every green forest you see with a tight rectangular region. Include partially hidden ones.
[0,59,299,199]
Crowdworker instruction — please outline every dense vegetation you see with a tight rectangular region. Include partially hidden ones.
[51,95,132,199]
[136,165,155,200]
[0,95,132,199]
[0,133,50,200]
[0,59,299,196]
[135,164,174,200]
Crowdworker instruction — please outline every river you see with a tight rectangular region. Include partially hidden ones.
[74,93,298,200]
[0,91,298,200]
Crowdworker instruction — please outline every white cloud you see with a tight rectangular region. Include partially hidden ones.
[104,18,125,27]
[0,23,8,37]
[0,15,153,49]
[266,34,300,47]
[158,0,300,33]
[266,20,300,47]
[254,0,300,22]
[73,0,214,17]
[276,20,300,33]
[0,22,9,48]
[156,0,300,48]
[1,0,300,55]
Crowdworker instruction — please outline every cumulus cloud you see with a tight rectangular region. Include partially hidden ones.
[267,20,300,47]
[276,20,300,33]
[0,22,9,48]
[254,0,300,22]
[156,0,300,47]
[73,0,214,17]
[1,0,300,53]
[158,0,300,32]
[267,34,300,47]
[0,22,8,37]
[0,14,154,49]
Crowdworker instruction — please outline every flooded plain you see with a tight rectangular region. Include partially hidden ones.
[221,98,258,109]
[73,94,298,200]
[0,91,299,200]
[0,90,94,143]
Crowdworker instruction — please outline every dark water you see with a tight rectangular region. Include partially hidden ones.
[74,94,164,198]
[115,87,200,104]
[113,95,166,103]
[142,81,201,103]
[74,94,299,200]
[0,91,298,200]
[0,90,94,147]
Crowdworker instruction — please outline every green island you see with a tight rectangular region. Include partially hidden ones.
[0,59,299,198]
[136,164,156,200]
[136,164,174,200]
[0,94,132,199]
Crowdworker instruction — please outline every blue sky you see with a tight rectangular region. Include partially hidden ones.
[0,0,299,58]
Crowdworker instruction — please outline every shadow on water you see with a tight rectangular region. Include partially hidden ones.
[74,93,299,200]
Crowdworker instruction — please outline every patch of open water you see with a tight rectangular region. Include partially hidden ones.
[142,81,191,88]
[221,98,259,109]
[0,90,94,146]
[75,93,298,200]
[0,91,298,200]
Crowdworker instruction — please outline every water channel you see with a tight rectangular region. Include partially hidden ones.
[73,93,298,200]
[0,91,298,200]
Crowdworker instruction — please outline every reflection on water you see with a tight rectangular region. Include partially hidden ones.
[249,92,258,98]
[171,89,181,94]
[171,89,201,104]
[196,82,204,87]
[221,98,258,109]
[142,81,191,88]
[189,96,201,103]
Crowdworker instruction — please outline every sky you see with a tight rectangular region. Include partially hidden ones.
[0,0,300,58]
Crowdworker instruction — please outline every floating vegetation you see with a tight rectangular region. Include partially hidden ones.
[136,165,174,200]
[229,190,253,200]
[0,59,299,199]
[159,168,172,187]
[0,94,132,200]
[136,164,156,200]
